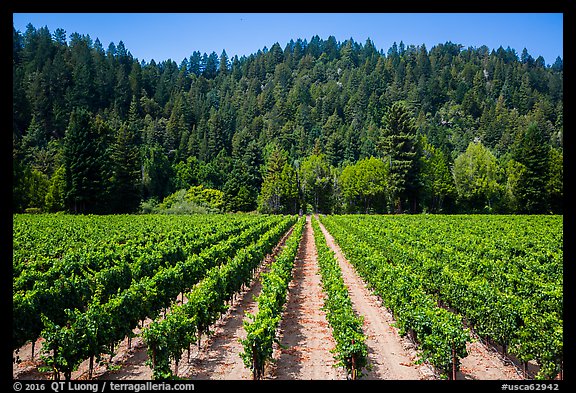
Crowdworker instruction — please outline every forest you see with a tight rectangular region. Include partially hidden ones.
[12,24,563,215]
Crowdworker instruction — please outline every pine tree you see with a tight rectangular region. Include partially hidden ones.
[546,148,563,214]
[257,147,287,214]
[21,115,48,163]
[379,101,421,212]
[110,123,142,213]
[63,109,110,213]
[141,144,172,201]
[12,26,564,215]
[203,51,219,79]
[219,49,229,75]
[513,122,550,213]
[224,160,258,212]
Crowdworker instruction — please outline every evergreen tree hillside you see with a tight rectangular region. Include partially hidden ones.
[13,26,563,214]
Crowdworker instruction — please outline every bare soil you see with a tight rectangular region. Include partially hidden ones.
[175,224,296,380]
[271,215,345,380]
[103,222,297,381]
[316,215,523,380]
[13,323,156,380]
[457,336,523,380]
[316,217,432,380]
[13,224,295,381]
[13,216,526,381]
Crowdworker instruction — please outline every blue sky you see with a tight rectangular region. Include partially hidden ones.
[12,13,563,66]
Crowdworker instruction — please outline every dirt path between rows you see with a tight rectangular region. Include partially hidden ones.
[316,216,432,380]
[271,215,345,380]
[316,215,522,381]
[175,224,296,380]
[14,224,296,381]
[457,337,523,380]
[101,222,297,381]
[14,216,524,382]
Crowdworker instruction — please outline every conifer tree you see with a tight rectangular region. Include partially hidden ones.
[219,49,229,75]
[110,122,142,213]
[11,25,564,214]
[258,146,298,214]
[379,101,421,212]
[513,122,550,213]
[63,109,110,213]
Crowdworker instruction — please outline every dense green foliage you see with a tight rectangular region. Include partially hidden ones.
[312,217,368,379]
[13,211,562,380]
[12,213,292,380]
[320,215,470,378]
[143,215,296,379]
[239,217,305,380]
[13,25,562,214]
[320,214,563,379]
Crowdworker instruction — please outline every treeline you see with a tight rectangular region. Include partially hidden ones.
[12,24,563,214]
